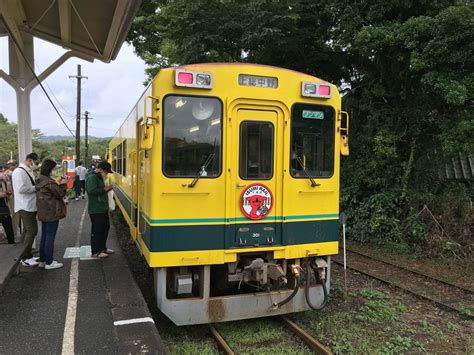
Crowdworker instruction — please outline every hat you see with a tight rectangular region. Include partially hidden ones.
[97,161,112,173]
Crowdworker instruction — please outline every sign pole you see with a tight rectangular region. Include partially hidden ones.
[339,212,348,298]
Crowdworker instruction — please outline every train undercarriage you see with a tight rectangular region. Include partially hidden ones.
[153,253,331,325]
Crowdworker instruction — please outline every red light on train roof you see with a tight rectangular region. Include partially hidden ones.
[178,72,193,84]
[318,85,331,96]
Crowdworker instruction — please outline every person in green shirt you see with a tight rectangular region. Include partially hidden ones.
[85,161,114,258]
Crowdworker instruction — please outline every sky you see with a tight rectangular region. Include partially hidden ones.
[0,37,147,137]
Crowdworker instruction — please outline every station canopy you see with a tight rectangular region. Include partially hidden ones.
[0,0,141,62]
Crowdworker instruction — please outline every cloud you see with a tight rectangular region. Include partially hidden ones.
[0,37,146,137]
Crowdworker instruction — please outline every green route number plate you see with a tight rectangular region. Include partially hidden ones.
[302,110,324,119]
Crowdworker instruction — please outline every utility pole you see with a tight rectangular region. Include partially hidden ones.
[69,64,88,166]
[83,111,93,167]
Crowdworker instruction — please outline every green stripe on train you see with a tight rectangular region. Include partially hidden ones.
[140,214,339,252]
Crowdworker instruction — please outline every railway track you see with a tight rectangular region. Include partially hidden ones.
[333,249,474,318]
[342,247,474,293]
[209,316,333,354]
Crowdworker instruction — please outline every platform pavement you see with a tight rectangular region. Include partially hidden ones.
[0,199,165,354]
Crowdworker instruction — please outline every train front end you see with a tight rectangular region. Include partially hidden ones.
[139,64,347,325]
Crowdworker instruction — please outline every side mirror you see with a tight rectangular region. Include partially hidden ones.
[340,111,350,156]
[140,123,154,150]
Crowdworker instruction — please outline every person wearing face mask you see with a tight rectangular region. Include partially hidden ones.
[85,161,114,258]
[12,153,40,266]
[36,159,67,269]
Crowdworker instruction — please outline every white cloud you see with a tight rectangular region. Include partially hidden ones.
[0,37,147,137]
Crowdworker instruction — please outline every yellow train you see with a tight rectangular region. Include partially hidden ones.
[109,63,349,325]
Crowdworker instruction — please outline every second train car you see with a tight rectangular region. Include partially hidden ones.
[109,63,349,325]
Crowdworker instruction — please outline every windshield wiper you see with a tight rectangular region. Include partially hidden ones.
[189,140,217,188]
[296,155,320,187]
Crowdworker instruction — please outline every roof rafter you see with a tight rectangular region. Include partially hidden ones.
[0,0,25,50]
[58,0,71,43]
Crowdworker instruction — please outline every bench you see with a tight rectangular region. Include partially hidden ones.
[0,243,28,294]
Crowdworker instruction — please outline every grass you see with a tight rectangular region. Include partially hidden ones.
[215,318,310,354]
[293,284,429,354]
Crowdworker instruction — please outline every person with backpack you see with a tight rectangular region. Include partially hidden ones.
[12,153,40,266]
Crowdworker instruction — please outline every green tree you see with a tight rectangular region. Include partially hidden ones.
[0,114,109,166]
[128,0,473,256]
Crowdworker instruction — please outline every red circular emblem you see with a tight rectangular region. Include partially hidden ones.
[240,183,273,220]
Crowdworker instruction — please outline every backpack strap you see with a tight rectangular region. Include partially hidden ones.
[18,167,35,186]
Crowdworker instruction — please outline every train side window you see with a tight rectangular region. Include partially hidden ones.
[239,121,274,180]
[163,95,222,177]
[112,147,117,172]
[117,143,123,175]
[123,140,127,176]
[290,103,335,178]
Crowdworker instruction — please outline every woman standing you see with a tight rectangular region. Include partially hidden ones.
[36,159,67,270]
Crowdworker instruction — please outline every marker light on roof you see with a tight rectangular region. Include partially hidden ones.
[178,72,193,84]
[175,70,213,89]
[301,81,332,98]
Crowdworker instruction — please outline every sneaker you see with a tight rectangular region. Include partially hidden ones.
[45,261,63,270]
[21,258,39,267]
[38,261,46,268]
[32,257,40,261]
[75,197,79,201]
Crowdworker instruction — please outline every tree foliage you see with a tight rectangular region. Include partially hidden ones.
[128,0,473,256]
[0,114,109,165]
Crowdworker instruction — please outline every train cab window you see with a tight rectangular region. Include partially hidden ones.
[163,95,222,177]
[239,121,274,180]
[290,104,335,178]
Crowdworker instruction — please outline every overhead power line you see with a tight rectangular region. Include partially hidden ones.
[2,18,75,137]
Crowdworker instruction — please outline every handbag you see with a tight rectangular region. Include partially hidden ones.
[107,189,115,211]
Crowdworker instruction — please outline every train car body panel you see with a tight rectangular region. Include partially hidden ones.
[110,63,346,324]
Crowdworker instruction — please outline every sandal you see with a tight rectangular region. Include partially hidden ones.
[92,252,109,258]
[103,248,115,254]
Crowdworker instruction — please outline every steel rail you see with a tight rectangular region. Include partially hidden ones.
[209,325,235,355]
[332,259,473,319]
[341,247,474,294]
[280,316,333,355]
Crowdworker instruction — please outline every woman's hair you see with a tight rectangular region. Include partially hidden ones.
[40,159,57,177]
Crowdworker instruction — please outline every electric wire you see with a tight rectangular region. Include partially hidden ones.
[2,18,75,137]
[34,59,76,118]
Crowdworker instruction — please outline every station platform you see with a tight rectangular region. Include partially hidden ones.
[0,199,165,354]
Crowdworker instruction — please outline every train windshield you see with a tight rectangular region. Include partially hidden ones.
[163,95,222,177]
[290,103,335,178]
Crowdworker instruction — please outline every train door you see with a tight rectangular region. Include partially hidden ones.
[136,120,146,241]
[234,109,282,246]
[130,148,138,229]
